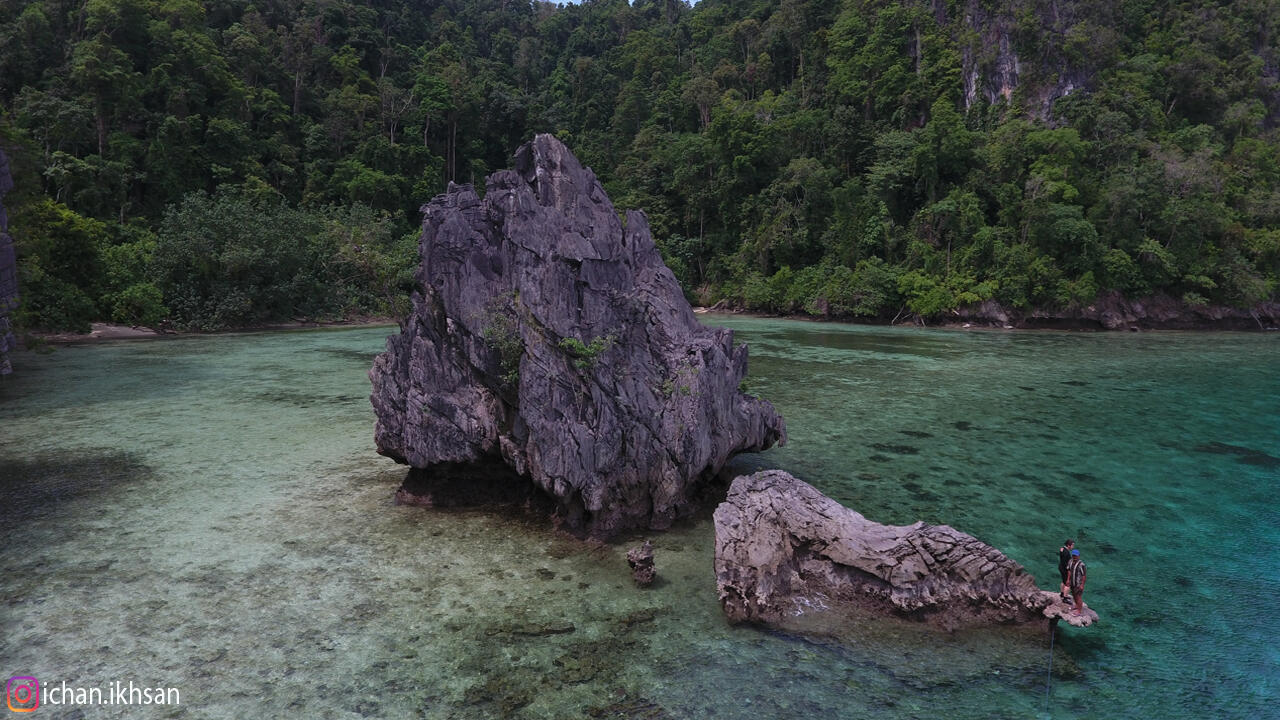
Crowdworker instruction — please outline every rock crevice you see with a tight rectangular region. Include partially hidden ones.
[370,135,785,538]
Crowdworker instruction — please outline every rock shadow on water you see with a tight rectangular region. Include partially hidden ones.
[391,458,588,535]
[0,448,154,528]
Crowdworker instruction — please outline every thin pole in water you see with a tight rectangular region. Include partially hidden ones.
[1043,622,1056,716]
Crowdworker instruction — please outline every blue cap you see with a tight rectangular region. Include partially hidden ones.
[1071,549,1080,556]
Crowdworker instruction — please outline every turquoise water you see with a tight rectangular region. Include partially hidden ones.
[0,319,1276,719]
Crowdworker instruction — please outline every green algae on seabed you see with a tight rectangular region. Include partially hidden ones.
[0,322,1277,719]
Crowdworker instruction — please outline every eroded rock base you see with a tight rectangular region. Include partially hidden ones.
[395,460,555,516]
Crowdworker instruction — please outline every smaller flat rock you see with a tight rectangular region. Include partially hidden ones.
[1039,590,1099,627]
[713,470,1091,631]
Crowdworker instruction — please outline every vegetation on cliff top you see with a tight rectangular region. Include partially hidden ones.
[1,0,1277,330]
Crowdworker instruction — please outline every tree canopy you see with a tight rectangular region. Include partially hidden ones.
[2,0,1277,329]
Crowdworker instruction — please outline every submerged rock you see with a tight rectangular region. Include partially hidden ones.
[0,148,17,375]
[714,470,1057,630]
[626,540,656,587]
[370,135,785,538]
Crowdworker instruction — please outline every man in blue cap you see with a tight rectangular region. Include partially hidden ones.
[1067,547,1087,614]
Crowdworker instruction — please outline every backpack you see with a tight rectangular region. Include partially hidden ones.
[1069,559,1086,590]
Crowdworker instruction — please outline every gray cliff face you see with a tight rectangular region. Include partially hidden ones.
[714,470,1050,630]
[0,148,17,375]
[954,0,1092,120]
[370,135,786,538]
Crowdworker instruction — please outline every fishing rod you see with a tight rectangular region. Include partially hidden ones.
[1042,621,1057,717]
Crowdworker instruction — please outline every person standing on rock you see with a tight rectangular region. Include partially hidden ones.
[1067,548,1087,615]
[1058,539,1075,601]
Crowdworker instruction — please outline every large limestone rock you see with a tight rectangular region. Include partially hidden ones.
[714,470,1064,630]
[0,148,17,375]
[370,135,785,538]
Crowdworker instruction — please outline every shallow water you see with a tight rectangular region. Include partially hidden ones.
[1,320,1276,719]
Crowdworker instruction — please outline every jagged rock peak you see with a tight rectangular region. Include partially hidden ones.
[370,134,786,538]
[714,470,1056,630]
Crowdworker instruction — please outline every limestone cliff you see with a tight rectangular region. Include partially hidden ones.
[370,135,786,538]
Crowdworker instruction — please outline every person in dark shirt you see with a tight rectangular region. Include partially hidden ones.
[1058,539,1075,602]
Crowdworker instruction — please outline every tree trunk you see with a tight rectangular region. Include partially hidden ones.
[449,117,457,182]
[96,109,106,155]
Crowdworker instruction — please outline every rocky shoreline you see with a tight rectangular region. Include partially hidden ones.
[700,292,1280,331]
[952,292,1280,331]
[24,317,396,346]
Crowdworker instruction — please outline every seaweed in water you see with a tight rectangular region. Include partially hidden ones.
[901,481,940,502]
[898,430,934,439]
[953,421,974,431]
[0,448,153,526]
[587,693,673,719]
[251,389,365,408]
[1192,442,1280,468]
[322,348,381,364]
[870,443,920,455]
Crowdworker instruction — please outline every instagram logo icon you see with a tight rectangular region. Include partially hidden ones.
[6,677,39,712]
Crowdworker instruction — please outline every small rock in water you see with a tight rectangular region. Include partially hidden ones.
[627,540,656,587]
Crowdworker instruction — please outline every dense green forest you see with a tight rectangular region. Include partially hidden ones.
[1,0,1278,330]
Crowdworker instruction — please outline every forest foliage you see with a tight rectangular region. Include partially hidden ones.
[1,0,1278,330]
